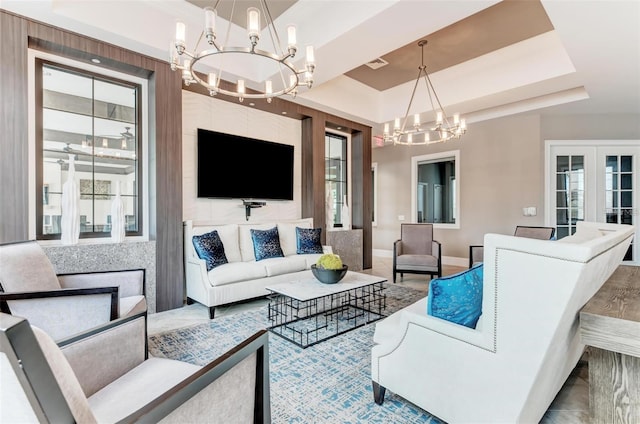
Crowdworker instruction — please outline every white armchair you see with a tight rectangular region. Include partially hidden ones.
[0,312,270,423]
[372,221,635,423]
[0,240,146,341]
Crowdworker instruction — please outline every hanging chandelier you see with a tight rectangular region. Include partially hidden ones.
[170,0,315,103]
[383,40,466,146]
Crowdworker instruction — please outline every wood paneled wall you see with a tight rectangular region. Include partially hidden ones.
[0,13,29,242]
[0,9,373,313]
[0,10,184,312]
[300,111,373,269]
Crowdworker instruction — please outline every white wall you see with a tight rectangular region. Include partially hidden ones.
[182,90,302,224]
[372,112,640,260]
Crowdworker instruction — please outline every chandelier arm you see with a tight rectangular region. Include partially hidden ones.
[260,0,289,89]
[424,71,452,128]
[399,68,423,133]
[262,0,284,57]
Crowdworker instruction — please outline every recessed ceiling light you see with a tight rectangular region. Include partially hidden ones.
[249,102,255,106]
[337,127,342,130]
[91,58,101,64]
[282,111,287,115]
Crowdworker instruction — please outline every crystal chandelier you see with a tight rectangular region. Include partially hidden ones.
[383,40,466,146]
[170,0,315,103]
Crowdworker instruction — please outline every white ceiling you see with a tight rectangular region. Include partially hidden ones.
[3,0,639,139]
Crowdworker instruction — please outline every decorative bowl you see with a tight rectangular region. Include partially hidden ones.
[311,264,348,284]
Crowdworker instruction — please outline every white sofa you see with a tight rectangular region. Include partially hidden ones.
[371,221,635,424]
[184,218,331,318]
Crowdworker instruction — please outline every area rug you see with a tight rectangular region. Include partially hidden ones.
[148,283,443,423]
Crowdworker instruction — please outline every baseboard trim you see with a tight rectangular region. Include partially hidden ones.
[373,249,467,267]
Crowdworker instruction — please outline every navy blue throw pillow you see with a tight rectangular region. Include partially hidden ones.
[250,227,284,261]
[296,227,323,254]
[192,230,228,271]
[427,263,483,329]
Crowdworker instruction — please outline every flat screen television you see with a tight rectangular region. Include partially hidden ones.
[197,128,294,200]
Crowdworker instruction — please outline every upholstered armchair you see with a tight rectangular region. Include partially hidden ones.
[372,221,634,423]
[393,223,441,283]
[468,225,555,268]
[0,312,270,423]
[0,240,146,341]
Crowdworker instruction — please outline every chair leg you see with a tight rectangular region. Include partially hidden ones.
[400,272,404,281]
[208,306,215,319]
[186,297,194,305]
[372,381,386,405]
[393,269,397,284]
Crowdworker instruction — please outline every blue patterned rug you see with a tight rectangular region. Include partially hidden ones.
[148,283,443,424]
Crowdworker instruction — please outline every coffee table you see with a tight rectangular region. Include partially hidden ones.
[266,270,387,348]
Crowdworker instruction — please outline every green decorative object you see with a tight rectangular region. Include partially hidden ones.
[312,254,347,284]
[316,253,343,270]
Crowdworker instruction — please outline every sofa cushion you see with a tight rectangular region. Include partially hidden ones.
[278,218,313,256]
[193,224,241,263]
[192,230,228,271]
[207,262,268,286]
[239,223,275,262]
[296,227,323,254]
[427,263,484,329]
[262,256,307,277]
[251,227,285,261]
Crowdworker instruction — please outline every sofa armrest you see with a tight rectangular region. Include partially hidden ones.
[119,330,270,423]
[58,269,145,298]
[393,239,402,257]
[58,312,147,397]
[0,288,118,341]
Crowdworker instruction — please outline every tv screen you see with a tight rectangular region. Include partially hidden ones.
[197,128,294,200]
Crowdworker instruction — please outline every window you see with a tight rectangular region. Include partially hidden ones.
[325,132,348,227]
[411,150,460,228]
[36,59,142,240]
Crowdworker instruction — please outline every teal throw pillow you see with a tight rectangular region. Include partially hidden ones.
[427,263,483,329]
[192,230,228,271]
[296,227,323,254]
[251,227,284,261]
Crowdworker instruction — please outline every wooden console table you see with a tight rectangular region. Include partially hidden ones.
[579,265,640,424]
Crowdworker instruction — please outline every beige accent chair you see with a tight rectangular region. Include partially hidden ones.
[0,240,146,341]
[469,225,556,268]
[393,223,441,283]
[0,312,270,423]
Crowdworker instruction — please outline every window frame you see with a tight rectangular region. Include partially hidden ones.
[325,131,349,228]
[411,150,461,229]
[30,51,148,242]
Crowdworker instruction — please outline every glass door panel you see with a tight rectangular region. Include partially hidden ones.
[554,155,585,239]
[602,154,635,261]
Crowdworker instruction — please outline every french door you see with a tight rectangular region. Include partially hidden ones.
[546,141,639,265]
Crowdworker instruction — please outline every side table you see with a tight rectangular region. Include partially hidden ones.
[579,265,640,424]
[327,229,363,271]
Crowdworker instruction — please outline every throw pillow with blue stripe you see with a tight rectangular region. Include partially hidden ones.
[192,230,228,271]
[427,263,483,329]
[251,227,284,261]
[296,227,323,254]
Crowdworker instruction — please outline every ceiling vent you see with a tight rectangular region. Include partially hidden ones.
[365,57,389,70]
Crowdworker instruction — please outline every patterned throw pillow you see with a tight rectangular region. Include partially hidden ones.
[296,227,323,254]
[250,227,284,261]
[427,263,483,329]
[192,230,228,271]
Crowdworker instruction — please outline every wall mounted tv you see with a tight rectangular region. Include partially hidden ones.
[197,128,294,200]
